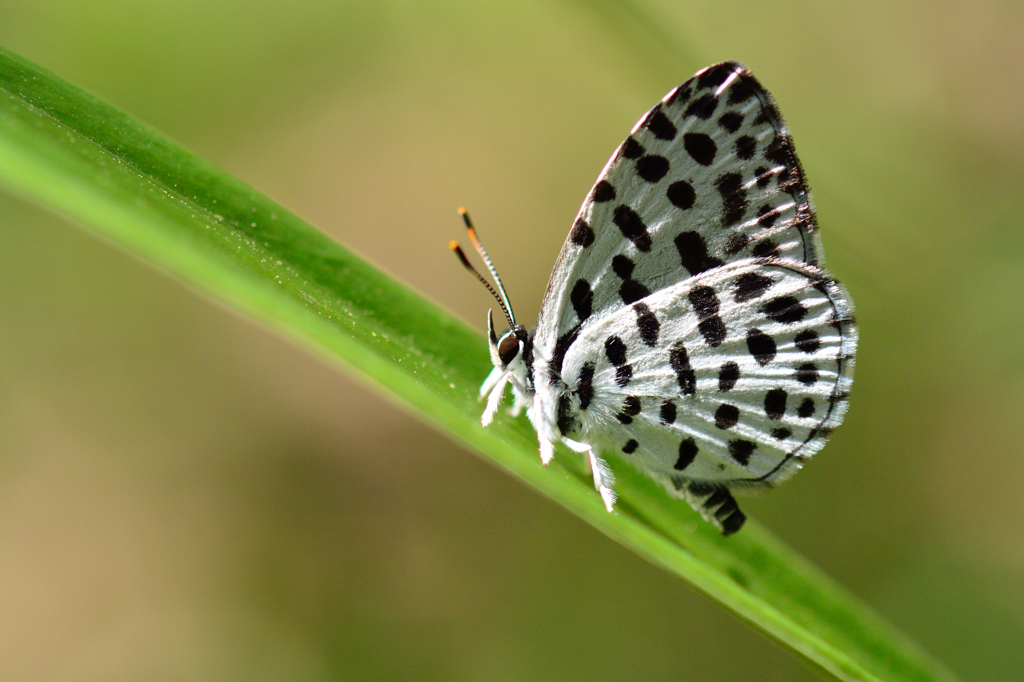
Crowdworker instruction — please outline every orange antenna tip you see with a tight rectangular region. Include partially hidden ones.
[450,206,516,327]
[448,240,459,250]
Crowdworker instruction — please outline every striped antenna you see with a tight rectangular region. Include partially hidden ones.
[450,208,517,327]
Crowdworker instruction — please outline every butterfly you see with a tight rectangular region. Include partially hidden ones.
[451,62,857,534]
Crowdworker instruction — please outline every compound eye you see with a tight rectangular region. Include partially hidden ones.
[498,334,520,366]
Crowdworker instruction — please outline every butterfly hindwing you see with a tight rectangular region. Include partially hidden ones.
[547,259,855,527]
[535,62,822,364]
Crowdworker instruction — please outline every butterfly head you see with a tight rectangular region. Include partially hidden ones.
[487,310,533,398]
[487,309,530,369]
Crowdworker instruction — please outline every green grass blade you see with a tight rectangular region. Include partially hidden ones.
[0,45,956,682]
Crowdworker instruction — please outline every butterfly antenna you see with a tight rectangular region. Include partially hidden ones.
[459,208,517,326]
[450,240,516,329]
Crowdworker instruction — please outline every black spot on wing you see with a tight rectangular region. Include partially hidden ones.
[660,400,676,425]
[644,108,678,141]
[771,427,792,440]
[666,84,693,107]
[675,438,698,470]
[716,172,747,227]
[718,361,739,391]
[605,335,627,366]
[698,317,727,347]
[569,217,594,247]
[622,439,639,454]
[766,148,795,188]
[728,439,756,465]
[696,62,735,89]
[718,111,744,133]
[636,155,670,182]
[684,133,717,166]
[619,280,650,304]
[715,403,739,429]
[613,254,651,304]
[733,272,773,303]
[605,338,633,388]
[764,389,787,419]
[570,279,593,322]
[675,231,724,275]
[797,398,815,418]
[795,330,820,353]
[685,94,718,119]
[689,285,720,318]
[669,341,696,395]
[667,180,696,210]
[633,302,660,346]
[763,296,808,324]
[615,396,640,424]
[757,204,783,228]
[613,205,652,251]
[591,180,616,203]
[689,285,727,347]
[735,135,756,160]
[727,76,757,105]
[611,254,634,278]
[620,136,644,159]
[752,239,781,258]
[795,363,818,385]
[725,234,750,254]
[746,328,777,366]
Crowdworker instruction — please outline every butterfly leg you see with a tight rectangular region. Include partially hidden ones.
[478,365,506,401]
[481,372,510,427]
[563,438,617,512]
[589,450,617,512]
[508,389,528,417]
[527,394,557,465]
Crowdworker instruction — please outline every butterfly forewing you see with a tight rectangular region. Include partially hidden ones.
[535,62,822,363]
[554,260,856,491]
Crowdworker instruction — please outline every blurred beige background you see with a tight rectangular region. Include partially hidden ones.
[0,1,1022,679]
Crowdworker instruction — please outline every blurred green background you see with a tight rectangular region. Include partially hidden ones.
[0,1,1021,679]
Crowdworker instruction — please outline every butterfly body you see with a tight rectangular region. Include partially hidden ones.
[463,62,857,534]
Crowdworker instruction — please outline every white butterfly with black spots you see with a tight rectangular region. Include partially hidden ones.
[451,62,857,534]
